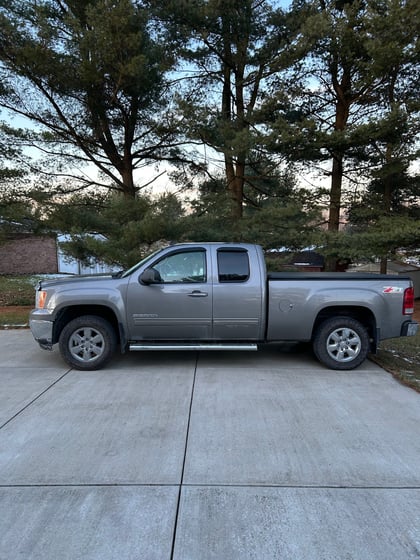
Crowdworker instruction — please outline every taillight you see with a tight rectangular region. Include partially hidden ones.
[403,287,414,315]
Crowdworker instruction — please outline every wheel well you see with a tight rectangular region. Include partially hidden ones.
[52,305,121,345]
[312,306,377,343]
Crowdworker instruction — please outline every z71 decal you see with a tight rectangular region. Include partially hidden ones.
[383,286,403,294]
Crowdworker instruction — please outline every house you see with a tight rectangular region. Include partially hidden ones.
[0,234,58,275]
[290,250,325,272]
[57,234,119,275]
[266,249,325,272]
[0,233,118,275]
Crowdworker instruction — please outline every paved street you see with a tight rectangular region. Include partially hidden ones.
[1,329,420,559]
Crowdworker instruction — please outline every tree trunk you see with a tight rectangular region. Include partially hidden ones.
[219,12,250,222]
[379,143,394,274]
[325,150,345,271]
[325,68,351,271]
[226,162,245,220]
[120,165,137,198]
[380,257,388,274]
[328,152,344,233]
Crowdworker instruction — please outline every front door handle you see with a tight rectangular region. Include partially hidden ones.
[188,290,208,297]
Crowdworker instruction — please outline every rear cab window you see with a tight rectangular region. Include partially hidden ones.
[217,248,250,283]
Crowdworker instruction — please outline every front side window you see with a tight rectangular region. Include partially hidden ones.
[217,249,250,283]
[153,250,207,283]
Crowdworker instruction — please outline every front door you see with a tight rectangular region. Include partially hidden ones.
[126,248,212,340]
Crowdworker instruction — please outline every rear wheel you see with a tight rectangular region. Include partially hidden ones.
[313,316,370,370]
[59,315,117,370]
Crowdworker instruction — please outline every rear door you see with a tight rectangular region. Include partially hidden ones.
[212,247,263,340]
[126,247,212,340]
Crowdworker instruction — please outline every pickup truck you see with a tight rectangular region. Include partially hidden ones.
[29,242,418,371]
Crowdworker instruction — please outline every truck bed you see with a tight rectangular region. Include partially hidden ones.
[266,272,412,342]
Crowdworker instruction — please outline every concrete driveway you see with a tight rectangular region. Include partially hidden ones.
[1,330,419,560]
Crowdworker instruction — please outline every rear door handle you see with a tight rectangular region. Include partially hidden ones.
[188,290,208,297]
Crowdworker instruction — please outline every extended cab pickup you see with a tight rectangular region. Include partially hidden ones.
[30,243,418,371]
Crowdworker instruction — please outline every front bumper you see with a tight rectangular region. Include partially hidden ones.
[29,310,54,350]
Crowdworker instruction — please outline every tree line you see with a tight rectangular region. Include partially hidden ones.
[0,0,419,269]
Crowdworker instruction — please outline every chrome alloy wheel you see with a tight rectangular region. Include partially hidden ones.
[326,327,361,363]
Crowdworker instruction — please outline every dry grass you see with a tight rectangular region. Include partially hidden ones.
[0,275,35,306]
[0,275,34,327]
[370,308,420,392]
[0,306,31,328]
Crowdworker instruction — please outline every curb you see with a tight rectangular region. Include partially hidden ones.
[0,324,29,330]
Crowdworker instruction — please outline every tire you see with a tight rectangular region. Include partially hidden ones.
[313,316,370,370]
[59,315,117,370]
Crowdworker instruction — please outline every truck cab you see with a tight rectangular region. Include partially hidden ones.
[125,243,266,341]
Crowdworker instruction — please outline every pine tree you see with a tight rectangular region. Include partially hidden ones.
[0,0,177,197]
[150,0,302,219]
[265,0,419,269]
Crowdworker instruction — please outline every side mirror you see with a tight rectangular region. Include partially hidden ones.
[139,268,162,285]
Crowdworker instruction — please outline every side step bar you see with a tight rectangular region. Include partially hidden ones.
[129,342,258,352]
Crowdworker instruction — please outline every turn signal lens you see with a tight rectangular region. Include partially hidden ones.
[37,290,47,309]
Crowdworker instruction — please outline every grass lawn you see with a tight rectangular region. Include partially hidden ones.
[0,275,36,327]
[372,323,420,392]
[0,306,31,327]
[1,274,419,390]
[0,275,36,307]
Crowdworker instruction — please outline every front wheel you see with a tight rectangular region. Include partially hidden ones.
[313,316,370,370]
[59,315,117,370]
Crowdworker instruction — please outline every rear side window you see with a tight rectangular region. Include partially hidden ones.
[217,249,250,283]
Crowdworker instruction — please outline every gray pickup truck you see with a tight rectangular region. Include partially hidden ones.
[30,242,418,371]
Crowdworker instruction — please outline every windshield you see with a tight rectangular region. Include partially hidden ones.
[120,247,167,278]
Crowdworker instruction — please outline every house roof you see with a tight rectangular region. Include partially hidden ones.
[291,251,325,267]
[349,260,420,274]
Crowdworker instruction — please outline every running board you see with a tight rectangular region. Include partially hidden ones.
[129,342,258,352]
